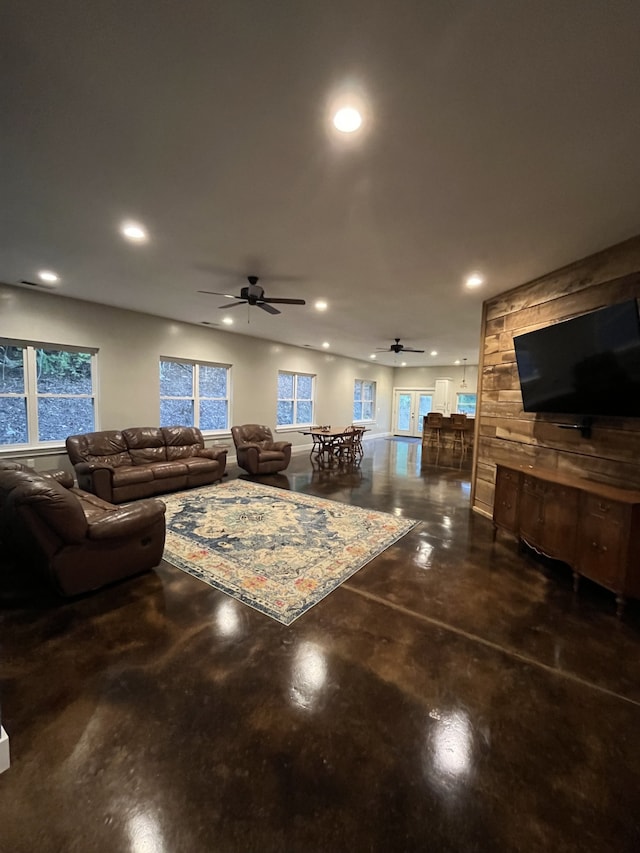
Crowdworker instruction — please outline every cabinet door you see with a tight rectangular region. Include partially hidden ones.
[538,483,578,564]
[576,496,628,590]
[433,379,451,414]
[519,476,545,547]
[493,467,520,532]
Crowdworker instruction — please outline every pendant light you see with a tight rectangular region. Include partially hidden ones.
[460,358,468,390]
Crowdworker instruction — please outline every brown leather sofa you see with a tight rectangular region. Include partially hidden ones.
[0,461,166,596]
[66,426,227,503]
[231,424,292,475]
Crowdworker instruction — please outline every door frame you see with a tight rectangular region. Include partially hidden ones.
[392,387,434,437]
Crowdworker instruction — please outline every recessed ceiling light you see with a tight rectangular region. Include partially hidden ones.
[401,362,407,367]
[322,342,330,349]
[120,220,148,243]
[465,273,484,288]
[38,270,59,283]
[314,300,328,311]
[430,350,438,356]
[222,316,234,326]
[370,354,376,359]
[454,359,461,365]
[333,107,362,133]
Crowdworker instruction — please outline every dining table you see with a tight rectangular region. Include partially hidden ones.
[299,426,367,467]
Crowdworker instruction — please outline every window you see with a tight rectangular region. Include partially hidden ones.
[456,393,477,416]
[0,342,96,446]
[277,371,314,426]
[159,359,230,431]
[353,379,376,422]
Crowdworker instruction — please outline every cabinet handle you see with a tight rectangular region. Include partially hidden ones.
[598,502,610,513]
[592,541,598,549]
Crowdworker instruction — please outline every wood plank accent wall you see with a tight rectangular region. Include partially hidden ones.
[471,234,640,519]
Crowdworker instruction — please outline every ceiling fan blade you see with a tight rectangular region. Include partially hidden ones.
[402,347,425,353]
[218,301,246,310]
[198,290,239,298]
[262,297,306,305]
[258,302,281,315]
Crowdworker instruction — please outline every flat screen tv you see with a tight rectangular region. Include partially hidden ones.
[513,299,640,418]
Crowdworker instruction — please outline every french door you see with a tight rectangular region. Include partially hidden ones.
[393,390,433,437]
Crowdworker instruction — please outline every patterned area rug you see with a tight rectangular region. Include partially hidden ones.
[161,480,418,625]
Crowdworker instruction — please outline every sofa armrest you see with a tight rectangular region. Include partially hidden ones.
[237,442,261,451]
[73,464,114,502]
[197,446,228,461]
[42,469,75,489]
[268,441,292,452]
[74,461,114,474]
[87,499,166,541]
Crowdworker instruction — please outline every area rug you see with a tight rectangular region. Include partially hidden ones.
[161,480,418,625]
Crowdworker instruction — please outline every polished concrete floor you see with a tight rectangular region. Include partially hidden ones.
[1,438,640,852]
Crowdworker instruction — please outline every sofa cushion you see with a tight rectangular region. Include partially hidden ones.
[66,430,131,468]
[0,467,88,544]
[150,461,189,479]
[256,450,286,462]
[162,426,205,460]
[122,427,167,465]
[112,467,155,486]
[75,490,121,524]
[182,457,220,473]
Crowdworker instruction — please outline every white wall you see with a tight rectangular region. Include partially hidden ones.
[392,364,479,412]
[0,283,394,470]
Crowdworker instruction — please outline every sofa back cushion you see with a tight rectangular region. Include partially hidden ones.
[232,424,274,448]
[123,427,168,465]
[0,464,88,545]
[162,426,205,460]
[66,430,131,468]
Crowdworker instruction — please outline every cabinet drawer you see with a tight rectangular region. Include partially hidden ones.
[523,475,546,496]
[582,493,628,525]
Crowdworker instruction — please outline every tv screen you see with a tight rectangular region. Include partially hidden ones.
[513,299,640,417]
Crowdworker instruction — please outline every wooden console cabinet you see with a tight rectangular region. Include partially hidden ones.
[493,464,640,615]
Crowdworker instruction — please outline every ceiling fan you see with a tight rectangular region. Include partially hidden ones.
[377,338,425,354]
[198,275,306,315]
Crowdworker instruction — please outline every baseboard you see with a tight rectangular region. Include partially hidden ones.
[472,505,493,521]
[0,726,10,773]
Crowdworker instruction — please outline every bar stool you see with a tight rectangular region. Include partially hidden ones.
[424,412,444,447]
[450,413,467,454]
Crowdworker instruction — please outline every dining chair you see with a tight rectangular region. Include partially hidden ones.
[424,412,444,447]
[449,413,467,454]
[336,426,363,466]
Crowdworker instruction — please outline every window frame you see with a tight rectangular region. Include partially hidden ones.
[276,370,315,428]
[0,339,98,450]
[159,357,231,434]
[455,392,477,417]
[353,379,376,423]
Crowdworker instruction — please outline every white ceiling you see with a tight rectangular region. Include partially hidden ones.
[2,1,640,367]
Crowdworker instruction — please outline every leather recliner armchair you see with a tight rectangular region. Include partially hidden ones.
[0,461,166,596]
[231,424,292,475]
